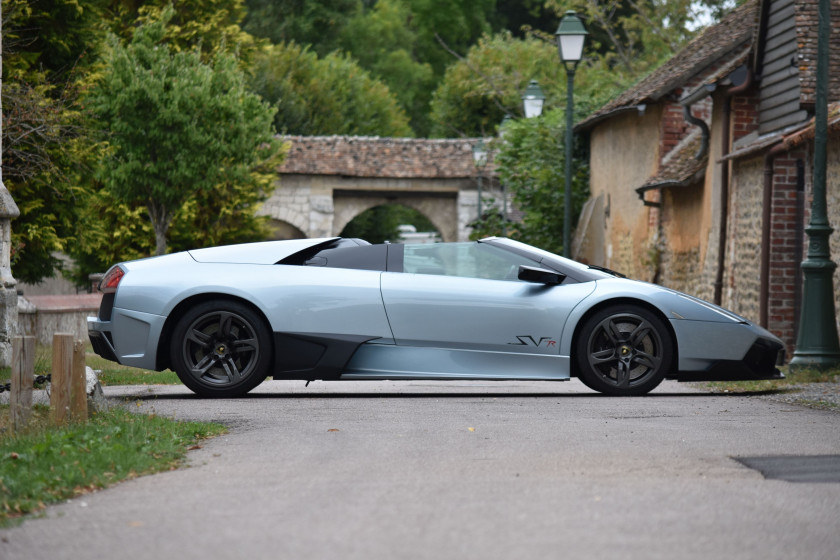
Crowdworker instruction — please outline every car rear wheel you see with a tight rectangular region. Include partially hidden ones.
[170,300,272,397]
[575,305,673,396]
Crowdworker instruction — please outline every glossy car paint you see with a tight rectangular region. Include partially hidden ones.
[88,237,785,390]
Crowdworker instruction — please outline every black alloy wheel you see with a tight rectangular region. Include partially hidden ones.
[575,304,673,396]
[170,300,272,397]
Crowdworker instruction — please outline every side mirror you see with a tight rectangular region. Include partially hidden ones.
[518,265,565,285]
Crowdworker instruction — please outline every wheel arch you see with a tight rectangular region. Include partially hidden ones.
[568,297,678,379]
[155,293,274,372]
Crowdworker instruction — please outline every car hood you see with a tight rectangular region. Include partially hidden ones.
[188,238,337,264]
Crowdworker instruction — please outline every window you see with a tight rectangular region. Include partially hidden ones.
[403,242,540,281]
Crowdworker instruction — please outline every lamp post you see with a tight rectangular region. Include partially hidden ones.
[472,139,487,221]
[789,0,840,369]
[499,115,513,236]
[556,11,588,258]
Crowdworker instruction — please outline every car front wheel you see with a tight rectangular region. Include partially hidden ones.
[575,305,673,396]
[170,300,272,397]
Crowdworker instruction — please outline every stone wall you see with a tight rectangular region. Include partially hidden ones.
[827,139,840,329]
[0,184,20,367]
[585,107,663,279]
[725,156,764,325]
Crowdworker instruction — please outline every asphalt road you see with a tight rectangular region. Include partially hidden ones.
[2,378,839,560]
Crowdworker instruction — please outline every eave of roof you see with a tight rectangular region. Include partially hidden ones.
[637,134,707,194]
[720,102,840,162]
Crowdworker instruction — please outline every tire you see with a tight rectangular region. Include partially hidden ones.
[170,300,272,397]
[575,304,673,396]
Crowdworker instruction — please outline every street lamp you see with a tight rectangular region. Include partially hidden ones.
[790,0,840,369]
[498,115,514,235]
[521,80,545,119]
[472,138,487,220]
[556,10,588,258]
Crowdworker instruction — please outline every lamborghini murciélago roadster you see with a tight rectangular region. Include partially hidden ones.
[87,237,785,397]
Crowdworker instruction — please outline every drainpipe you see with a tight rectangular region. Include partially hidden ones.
[680,84,715,159]
[715,68,753,305]
[761,142,787,328]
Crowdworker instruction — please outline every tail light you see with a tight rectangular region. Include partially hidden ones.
[99,266,125,294]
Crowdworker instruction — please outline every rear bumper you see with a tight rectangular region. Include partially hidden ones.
[88,320,119,363]
[87,308,166,370]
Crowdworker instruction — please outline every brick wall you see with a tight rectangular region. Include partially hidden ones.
[731,94,760,142]
[659,102,692,157]
[766,151,808,351]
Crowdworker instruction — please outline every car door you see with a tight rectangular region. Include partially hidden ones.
[380,242,595,355]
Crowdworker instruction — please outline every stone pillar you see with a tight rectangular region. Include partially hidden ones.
[0,183,20,367]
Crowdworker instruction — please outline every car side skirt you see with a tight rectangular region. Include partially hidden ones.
[342,344,570,380]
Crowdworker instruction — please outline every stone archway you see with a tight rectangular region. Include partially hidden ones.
[266,218,306,240]
[333,194,457,242]
[258,187,311,237]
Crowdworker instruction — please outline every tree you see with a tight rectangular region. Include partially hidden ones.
[546,0,735,83]
[486,108,589,255]
[241,0,358,57]
[428,33,568,137]
[89,7,281,256]
[338,0,435,133]
[248,42,412,137]
[1,0,104,283]
[106,0,257,60]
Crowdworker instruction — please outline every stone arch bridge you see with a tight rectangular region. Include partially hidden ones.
[260,136,498,242]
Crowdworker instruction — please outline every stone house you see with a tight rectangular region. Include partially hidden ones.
[573,0,840,357]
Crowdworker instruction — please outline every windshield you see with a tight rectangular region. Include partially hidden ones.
[479,237,620,282]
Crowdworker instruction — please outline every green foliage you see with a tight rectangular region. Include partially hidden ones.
[2,0,107,80]
[340,205,438,244]
[248,42,412,137]
[428,32,567,137]
[106,0,257,60]
[338,0,435,133]
[546,0,734,84]
[89,7,281,255]
[406,0,495,74]
[242,0,496,135]
[488,109,589,255]
[0,406,225,525]
[242,0,358,56]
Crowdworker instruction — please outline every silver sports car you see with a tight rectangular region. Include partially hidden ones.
[88,237,784,397]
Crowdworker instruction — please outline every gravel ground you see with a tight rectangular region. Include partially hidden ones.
[755,378,840,410]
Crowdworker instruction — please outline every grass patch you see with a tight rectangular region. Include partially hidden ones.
[86,349,180,386]
[0,405,225,526]
[0,344,180,387]
[705,365,840,393]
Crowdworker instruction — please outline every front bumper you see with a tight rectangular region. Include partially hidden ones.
[670,337,786,382]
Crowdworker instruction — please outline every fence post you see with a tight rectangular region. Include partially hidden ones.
[10,336,35,432]
[50,333,73,426]
[71,339,88,421]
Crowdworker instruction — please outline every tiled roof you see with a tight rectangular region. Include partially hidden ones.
[277,136,494,179]
[638,133,707,191]
[578,0,759,130]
